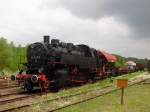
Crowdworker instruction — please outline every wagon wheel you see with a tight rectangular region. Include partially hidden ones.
[52,69,69,92]
[25,79,33,92]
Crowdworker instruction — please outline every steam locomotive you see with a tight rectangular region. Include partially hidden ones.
[18,36,105,92]
[15,36,145,92]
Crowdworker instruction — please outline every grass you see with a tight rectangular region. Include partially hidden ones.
[57,82,150,112]
[116,71,146,79]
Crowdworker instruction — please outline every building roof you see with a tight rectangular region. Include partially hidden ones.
[97,51,117,63]
[126,61,136,66]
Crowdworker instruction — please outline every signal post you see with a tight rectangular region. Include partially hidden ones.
[117,79,128,105]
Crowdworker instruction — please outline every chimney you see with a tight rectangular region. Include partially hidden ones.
[43,35,50,44]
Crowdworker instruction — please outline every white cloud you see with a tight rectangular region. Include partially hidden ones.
[0,0,149,58]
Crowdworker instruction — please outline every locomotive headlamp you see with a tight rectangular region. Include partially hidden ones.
[31,75,38,83]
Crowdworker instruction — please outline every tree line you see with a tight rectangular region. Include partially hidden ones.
[114,54,149,69]
[0,37,27,73]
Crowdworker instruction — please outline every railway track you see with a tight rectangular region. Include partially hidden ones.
[0,85,18,90]
[0,89,48,105]
[0,85,111,112]
[0,93,40,105]
[49,87,117,112]
[0,75,149,112]
[0,87,22,99]
[0,81,18,88]
[0,92,21,98]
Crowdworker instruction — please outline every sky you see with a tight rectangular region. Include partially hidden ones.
[0,0,150,59]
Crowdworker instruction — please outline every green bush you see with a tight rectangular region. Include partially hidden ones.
[0,37,27,73]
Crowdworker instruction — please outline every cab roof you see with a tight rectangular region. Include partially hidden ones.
[97,51,117,63]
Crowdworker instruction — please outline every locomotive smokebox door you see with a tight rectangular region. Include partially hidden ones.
[44,35,50,44]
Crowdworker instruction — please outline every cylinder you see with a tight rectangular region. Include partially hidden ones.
[43,35,50,44]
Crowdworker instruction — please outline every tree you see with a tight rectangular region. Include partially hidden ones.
[0,38,12,71]
[0,37,27,72]
[114,55,126,67]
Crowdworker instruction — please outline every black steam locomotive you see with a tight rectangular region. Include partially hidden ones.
[21,36,103,92]
[15,36,145,92]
